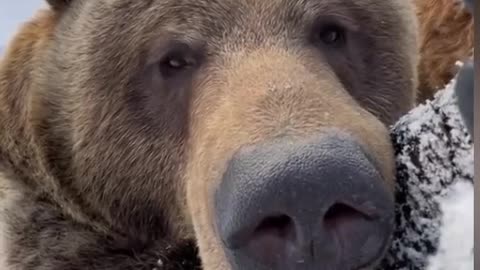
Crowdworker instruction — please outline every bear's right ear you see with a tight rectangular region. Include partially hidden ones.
[46,0,73,11]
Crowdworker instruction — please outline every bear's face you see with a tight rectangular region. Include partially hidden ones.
[34,0,417,269]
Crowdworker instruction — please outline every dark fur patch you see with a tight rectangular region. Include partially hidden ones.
[7,197,201,270]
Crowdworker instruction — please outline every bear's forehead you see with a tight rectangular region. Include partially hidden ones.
[59,0,409,79]
[84,0,396,37]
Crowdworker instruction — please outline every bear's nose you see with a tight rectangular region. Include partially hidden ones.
[215,133,395,270]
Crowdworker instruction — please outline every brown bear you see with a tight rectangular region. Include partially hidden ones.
[414,0,474,102]
[0,0,418,269]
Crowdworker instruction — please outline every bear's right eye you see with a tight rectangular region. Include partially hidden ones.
[314,23,347,48]
[158,52,195,78]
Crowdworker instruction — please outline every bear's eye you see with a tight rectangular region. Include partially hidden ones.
[315,24,347,47]
[158,51,195,78]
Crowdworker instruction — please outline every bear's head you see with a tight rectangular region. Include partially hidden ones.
[0,0,418,269]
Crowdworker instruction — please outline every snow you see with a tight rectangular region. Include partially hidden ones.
[379,75,474,270]
[426,181,474,270]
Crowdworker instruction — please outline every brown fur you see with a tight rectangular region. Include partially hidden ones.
[0,1,417,269]
[414,0,474,102]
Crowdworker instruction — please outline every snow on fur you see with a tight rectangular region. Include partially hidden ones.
[378,77,474,270]
[427,181,473,270]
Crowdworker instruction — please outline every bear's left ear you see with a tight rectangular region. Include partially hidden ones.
[46,0,73,11]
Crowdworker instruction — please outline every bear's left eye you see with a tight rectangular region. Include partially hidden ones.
[166,58,188,69]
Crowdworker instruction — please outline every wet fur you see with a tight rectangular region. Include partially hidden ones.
[0,1,417,269]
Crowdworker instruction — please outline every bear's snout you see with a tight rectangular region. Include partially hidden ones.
[215,133,394,270]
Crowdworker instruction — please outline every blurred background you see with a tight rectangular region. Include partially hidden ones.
[0,1,45,54]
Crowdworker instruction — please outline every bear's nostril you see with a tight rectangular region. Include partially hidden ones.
[246,215,296,267]
[253,215,295,240]
[323,202,383,266]
[324,203,370,229]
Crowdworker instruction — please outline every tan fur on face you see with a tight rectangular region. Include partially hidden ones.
[0,1,417,269]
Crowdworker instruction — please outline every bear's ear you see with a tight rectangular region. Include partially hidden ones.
[46,0,73,11]
[463,0,474,15]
